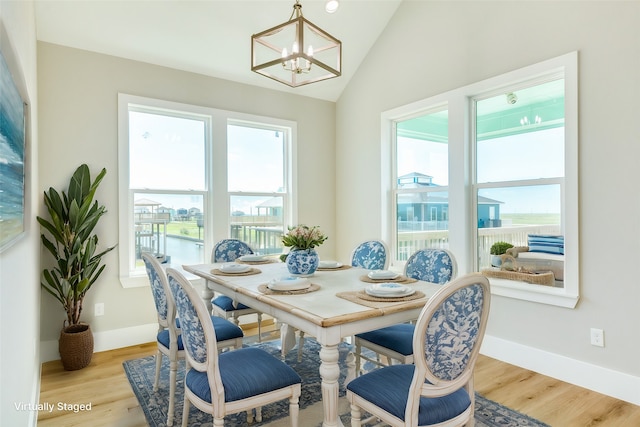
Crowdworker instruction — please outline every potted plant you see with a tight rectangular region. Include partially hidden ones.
[490,241,514,267]
[281,225,327,276]
[38,164,116,370]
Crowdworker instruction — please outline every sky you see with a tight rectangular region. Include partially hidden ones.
[129,112,285,214]
[397,125,564,214]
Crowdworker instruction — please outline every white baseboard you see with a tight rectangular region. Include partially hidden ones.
[40,323,157,363]
[481,334,640,406]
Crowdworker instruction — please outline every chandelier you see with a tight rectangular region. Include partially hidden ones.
[251,0,342,88]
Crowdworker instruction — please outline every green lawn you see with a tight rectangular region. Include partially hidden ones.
[501,213,560,225]
[166,221,202,239]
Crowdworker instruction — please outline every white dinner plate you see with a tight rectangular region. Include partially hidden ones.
[368,270,399,280]
[365,283,415,298]
[219,263,251,273]
[268,277,311,291]
[238,254,267,262]
[319,260,342,269]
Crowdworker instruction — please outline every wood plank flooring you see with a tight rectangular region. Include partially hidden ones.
[39,328,640,426]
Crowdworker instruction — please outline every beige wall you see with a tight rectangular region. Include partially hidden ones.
[0,1,40,425]
[37,42,336,356]
[336,0,640,401]
[5,2,640,423]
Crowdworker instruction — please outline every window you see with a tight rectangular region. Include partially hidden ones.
[118,95,295,287]
[474,78,565,277]
[392,108,449,261]
[227,122,288,255]
[384,52,578,307]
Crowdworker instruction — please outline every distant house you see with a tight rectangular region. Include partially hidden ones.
[176,208,189,220]
[157,206,174,220]
[188,207,201,219]
[256,197,282,217]
[396,172,503,229]
[477,197,505,228]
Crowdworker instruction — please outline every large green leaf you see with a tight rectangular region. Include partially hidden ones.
[68,164,91,206]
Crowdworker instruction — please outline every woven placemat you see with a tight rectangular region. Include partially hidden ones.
[317,265,352,271]
[336,290,426,308]
[359,275,417,284]
[211,268,262,276]
[257,283,321,295]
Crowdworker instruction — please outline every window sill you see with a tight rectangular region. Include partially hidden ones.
[120,274,149,288]
[487,277,578,308]
[120,265,203,289]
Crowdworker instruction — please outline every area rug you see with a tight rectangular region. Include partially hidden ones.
[123,339,549,427]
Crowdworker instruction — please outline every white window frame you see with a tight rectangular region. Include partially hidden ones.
[390,104,450,264]
[118,94,297,288]
[382,52,578,308]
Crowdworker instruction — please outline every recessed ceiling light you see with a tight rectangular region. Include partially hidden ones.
[325,0,339,13]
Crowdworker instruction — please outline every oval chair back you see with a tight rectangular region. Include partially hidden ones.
[351,240,389,270]
[347,274,490,427]
[212,239,254,262]
[406,273,491,424]
[142,253,174,329]
[404,248,457,284]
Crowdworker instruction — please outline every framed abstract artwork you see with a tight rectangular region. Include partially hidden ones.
[0,49,26,252]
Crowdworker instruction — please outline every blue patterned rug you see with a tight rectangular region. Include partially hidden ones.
[123,339,548,427]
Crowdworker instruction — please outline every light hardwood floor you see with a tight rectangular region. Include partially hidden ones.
[39,327,640,427]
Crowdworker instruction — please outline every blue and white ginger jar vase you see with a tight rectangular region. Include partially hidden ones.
[285,248,319,277]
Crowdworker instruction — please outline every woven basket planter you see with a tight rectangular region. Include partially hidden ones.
[59,323,94,370]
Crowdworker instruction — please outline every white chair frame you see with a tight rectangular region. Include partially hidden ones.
[354,248,458,374]
[347,273,491,427]
[142,253,243,426]
[167,268,301,427]
[210,240,263,341]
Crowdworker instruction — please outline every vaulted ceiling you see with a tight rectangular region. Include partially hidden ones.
[34,0,403,102]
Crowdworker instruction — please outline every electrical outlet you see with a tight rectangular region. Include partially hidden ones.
[590,328,604,347]
[95,303,105,317]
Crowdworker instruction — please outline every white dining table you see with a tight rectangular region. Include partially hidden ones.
[183,261,442,427]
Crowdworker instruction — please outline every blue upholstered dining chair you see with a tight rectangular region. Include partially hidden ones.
[404,248,458,284]
[210,239,264,341]
[166,268,302,427]
[354,248,458,375]
[347,273,491,427]
[142,253,244,427]
[351,240,389,270]
[212,238,254,262]
[293,240,390,362]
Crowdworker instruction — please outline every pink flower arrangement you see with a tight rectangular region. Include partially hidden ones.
[282,224,327,250]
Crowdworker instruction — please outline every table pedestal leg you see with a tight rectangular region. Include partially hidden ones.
[344,351,356,386]
[320,344,343,427]
[280,323,297,358]
[201,281,214,312]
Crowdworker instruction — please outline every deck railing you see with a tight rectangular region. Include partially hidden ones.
[231,218,284,255]
[397,224,561,266]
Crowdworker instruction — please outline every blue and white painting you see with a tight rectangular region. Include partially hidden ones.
[0,50,26,251]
